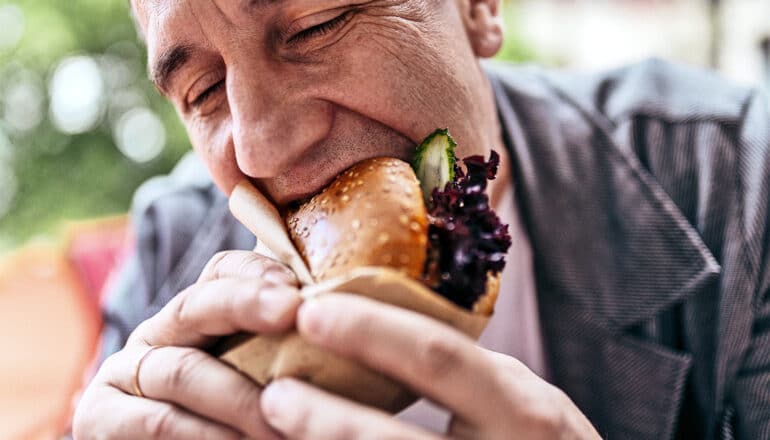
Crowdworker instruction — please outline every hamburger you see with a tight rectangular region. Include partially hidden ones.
[215,129,512,412]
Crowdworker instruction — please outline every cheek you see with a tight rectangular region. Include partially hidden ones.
[313,9,485,156]
[187,117,244,195]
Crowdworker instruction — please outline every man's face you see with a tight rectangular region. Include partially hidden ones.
[132,0,502,207]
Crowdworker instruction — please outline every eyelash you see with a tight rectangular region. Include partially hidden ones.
[190,11,353,109]
[287,10,354,45]
[192,80,225,109]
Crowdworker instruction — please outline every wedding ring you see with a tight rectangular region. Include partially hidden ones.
[132,345,162,398]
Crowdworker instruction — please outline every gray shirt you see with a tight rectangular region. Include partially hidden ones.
[102,59,770,439]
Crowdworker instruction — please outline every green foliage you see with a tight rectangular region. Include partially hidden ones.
[496,2,539,64]
[0,0,188,250]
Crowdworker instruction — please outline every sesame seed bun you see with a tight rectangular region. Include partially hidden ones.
[216,157,500,413]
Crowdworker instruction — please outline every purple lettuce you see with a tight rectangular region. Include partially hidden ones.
[422,151,512,310]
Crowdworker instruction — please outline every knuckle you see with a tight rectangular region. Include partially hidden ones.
[201,251,232,279]
[244,254,296,286]
[282,405,311,438]
[229,278,269,323]
[144,404,177,439]
[533,412,566,439]
[416,333,462,380]
[529,406,562,435]
[96,349,134,385]
[98,351,122,376]
[211,250,232,263]
[332,300,375,341]
[238,251,268,274]
[521,387,570,438]
[169,288,194,330]
[330,423,360,440]
[201,249,296,285]
[127,320,153,346]
[262,386,311,438]
[164,348,207,392]
[230,384,262,421]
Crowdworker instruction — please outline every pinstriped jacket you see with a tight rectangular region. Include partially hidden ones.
[102,59,770,439]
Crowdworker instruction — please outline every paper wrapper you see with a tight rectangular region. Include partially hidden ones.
[216,266,496,413]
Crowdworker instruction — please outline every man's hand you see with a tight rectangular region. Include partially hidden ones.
[260,294,601,440]
[72,251,301,440]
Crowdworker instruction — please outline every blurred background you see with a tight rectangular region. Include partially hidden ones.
[0,0,767,438]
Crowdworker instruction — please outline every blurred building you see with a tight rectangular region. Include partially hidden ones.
[507,0,770,89]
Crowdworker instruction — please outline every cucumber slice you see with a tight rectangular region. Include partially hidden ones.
[412,128,457,206]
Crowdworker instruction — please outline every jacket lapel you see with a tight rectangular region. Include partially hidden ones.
[543,306,693,439]
[489,69,720,439]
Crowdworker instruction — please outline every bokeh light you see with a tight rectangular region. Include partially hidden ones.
[107,88,148,126]
[49,55,105,134]
[99,53,136,90]
[2,69,44,134]
[0,4,24,51]
[114,107,166,163]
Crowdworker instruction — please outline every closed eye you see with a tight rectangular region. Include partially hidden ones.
[287,10,355,45]
[191,79,225,109]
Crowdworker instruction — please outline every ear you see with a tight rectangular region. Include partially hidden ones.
[458,0,503,58]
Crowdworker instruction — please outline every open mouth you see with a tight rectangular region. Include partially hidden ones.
[255,143,417,209]
[244,107,421,209]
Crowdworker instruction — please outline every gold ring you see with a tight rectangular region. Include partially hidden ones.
[132,345,162,398]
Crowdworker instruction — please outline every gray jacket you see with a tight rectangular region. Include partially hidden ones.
[102,59,770,439]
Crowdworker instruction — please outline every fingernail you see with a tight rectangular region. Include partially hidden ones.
[261,379,295,419]
[298,299,328,339]
[259,288,299,324]
[263,268,296,286]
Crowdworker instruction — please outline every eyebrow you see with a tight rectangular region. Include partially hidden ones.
[150,44,194,95]
[149,0,278,95]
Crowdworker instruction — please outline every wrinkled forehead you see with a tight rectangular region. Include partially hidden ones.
[131,0,292,34]
[131,0,309,58]
[131,0,197,70]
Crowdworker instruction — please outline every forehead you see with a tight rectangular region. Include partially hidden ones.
[132,0,268,38]
[132,0,364,67]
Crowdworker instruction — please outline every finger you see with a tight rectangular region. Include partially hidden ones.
[296,294,501,424]
[261,378,440,440]
[199,250,298,286]
[129,276,301,347]
[74,384,244,440]
[102,346,280,439]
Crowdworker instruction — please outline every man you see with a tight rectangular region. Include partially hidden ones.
[74,1,770,438]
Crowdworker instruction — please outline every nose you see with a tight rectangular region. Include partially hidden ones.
[227,61,334,178]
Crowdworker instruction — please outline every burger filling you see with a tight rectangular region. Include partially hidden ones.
[419,148,512,310]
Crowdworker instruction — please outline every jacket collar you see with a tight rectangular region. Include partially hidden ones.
[488,67,720,331]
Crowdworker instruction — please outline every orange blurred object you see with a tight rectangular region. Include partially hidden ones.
[0,216,129,440]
